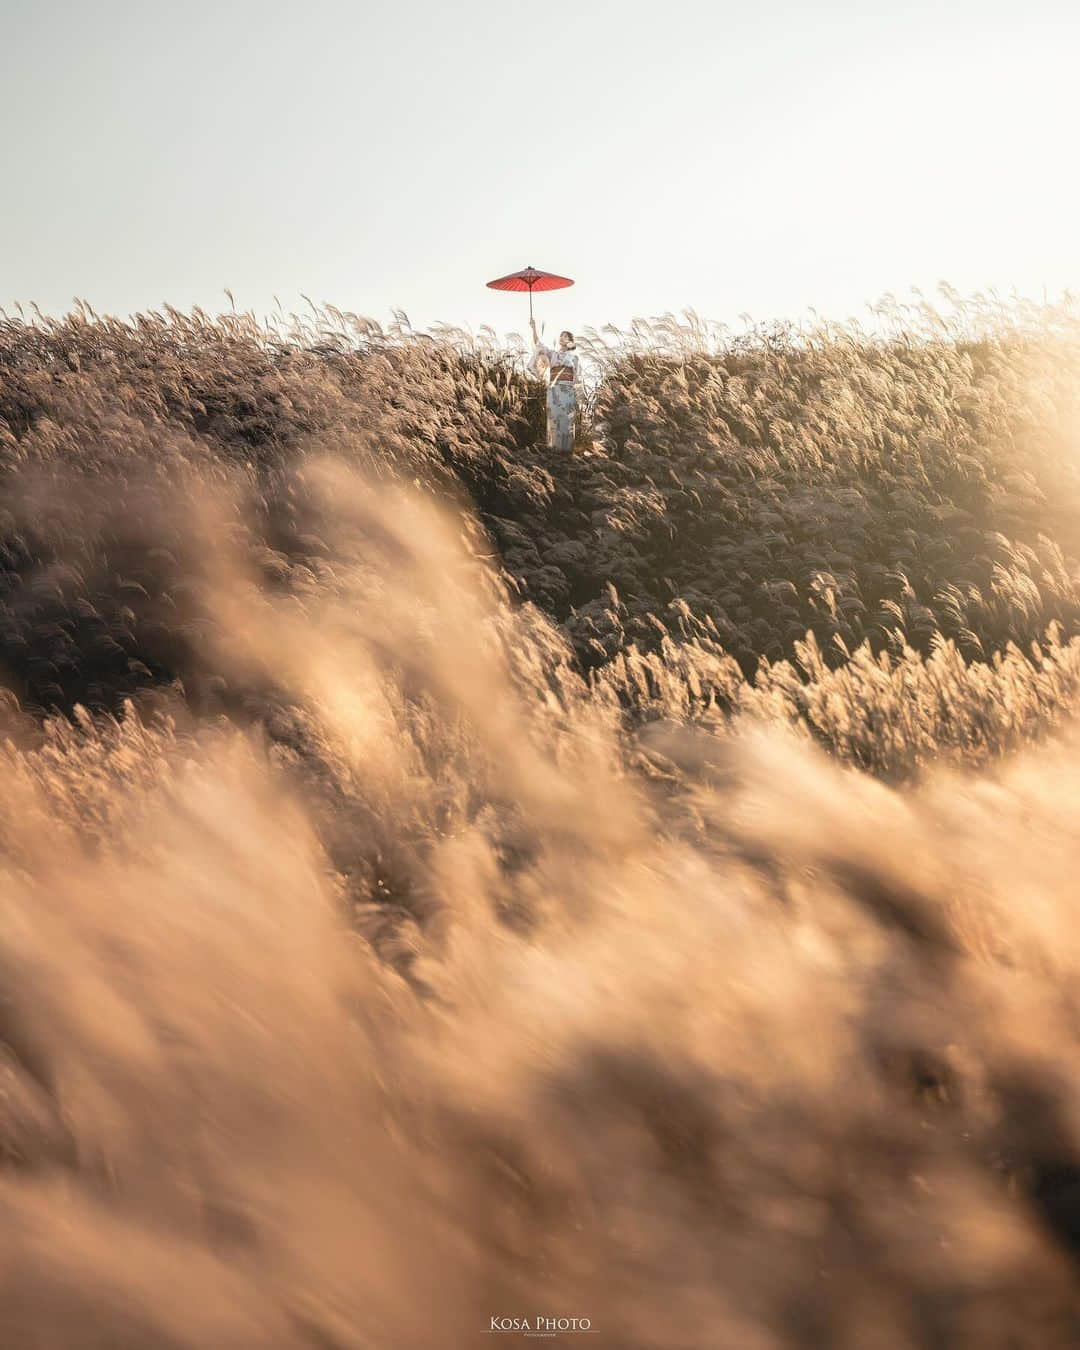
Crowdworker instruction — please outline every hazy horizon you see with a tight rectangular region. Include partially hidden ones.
[4,0,1078,336]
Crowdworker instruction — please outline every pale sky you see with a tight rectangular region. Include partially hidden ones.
[3,0,1078,340]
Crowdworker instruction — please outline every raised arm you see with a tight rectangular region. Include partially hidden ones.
[529,317,552,374]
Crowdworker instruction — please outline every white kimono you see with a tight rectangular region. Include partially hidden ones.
[531,343,578,451]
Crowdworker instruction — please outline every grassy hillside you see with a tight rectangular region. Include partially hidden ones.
[1,299,1080,1347]
[3,298,1080,773]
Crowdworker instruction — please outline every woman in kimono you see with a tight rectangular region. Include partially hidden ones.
[530,318,579,451]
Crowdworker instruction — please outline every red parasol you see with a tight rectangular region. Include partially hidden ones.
[486,264,574,322]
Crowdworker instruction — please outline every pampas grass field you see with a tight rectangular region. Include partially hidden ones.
[2,293,1080,1347]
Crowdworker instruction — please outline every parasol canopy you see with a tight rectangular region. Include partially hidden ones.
[487,265,574,320]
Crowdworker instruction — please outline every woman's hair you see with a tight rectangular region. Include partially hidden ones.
[559,330,576,349]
